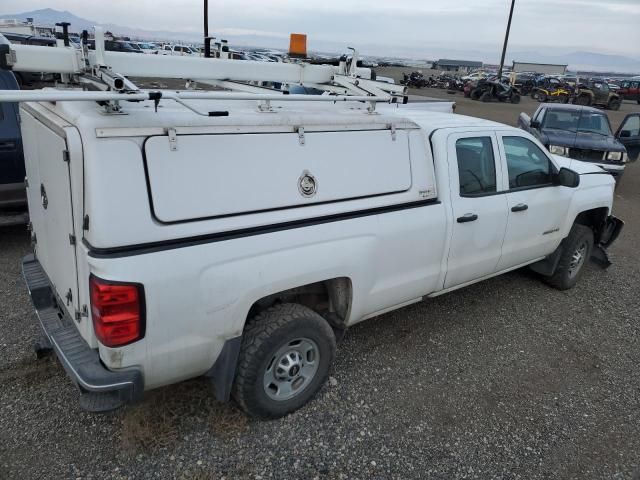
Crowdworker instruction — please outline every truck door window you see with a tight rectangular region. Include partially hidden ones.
[503,137,553,189]
[620,115,640,137]
[455,137,497,196]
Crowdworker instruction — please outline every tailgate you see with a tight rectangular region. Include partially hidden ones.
[21,109,79,316]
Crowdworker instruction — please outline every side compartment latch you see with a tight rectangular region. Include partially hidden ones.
[297,127,305,146]
[167,128,178,151]
[390,124,397,141]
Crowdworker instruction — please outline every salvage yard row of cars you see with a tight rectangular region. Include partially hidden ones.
[0,31,637,418]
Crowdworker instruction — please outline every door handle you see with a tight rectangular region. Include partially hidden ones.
[511,203,529,212]
[457,213,478,223]
[0,141,16,151]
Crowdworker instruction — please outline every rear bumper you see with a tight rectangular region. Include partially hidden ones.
[22,254,143,411]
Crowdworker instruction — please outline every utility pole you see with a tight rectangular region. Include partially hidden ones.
[497,0,516,81]
[203,0,209,38]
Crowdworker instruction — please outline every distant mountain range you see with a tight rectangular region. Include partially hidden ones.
[2,8,639,74]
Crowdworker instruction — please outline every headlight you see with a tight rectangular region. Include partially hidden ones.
[606,151,624,162]
[549,145,569,156]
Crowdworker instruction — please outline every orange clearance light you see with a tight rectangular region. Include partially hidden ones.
[289,33,307,59]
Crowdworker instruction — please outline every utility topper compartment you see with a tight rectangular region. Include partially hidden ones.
[143,129,412,223]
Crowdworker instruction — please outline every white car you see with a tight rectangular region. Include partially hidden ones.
[135,42,159,54]
[158,44,199,56]
[461,71,487,82]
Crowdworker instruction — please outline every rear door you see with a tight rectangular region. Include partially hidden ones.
[616,113,640,162]
[444,131,509,288]
[495,133,573,270]
[21,109,79,315]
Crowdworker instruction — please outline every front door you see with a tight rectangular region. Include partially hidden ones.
[444,132,509,288]
[495,134,572,270]
[616,114,640,162]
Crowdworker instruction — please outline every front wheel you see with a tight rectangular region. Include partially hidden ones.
[544,224,594,290]
[511,93,521,104]
[233,303,336,419]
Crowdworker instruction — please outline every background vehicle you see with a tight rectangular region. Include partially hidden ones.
[158,44,200,56]
[471,80,521,103]
[572,81,621,110]
[531,77,571,103]
[0,70,27,225]
[87,39,143,53]
[133,42,159,54]
[518,104,632,181]
[618,80,640,104]
[616,114,640,162]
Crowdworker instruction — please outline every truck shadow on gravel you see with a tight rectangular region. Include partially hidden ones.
[119,378,248,453]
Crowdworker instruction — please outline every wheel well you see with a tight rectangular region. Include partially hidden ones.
[247,278,352,329]
[574,207,608,243]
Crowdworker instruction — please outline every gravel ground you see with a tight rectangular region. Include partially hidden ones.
[1,91,639,480]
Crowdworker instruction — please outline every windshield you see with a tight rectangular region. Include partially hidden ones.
[542,110,612,136]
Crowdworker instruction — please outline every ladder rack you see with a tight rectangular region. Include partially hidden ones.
[0,27,407,113]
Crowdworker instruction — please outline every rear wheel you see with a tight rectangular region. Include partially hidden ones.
[480,92,492,102]
[233,303,336,419]
[536,92,547,102]
[607,98,621,111]
[545,224,594,290]
[470,88,482,100]
[511,93,521,104]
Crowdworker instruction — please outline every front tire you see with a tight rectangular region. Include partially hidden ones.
[232,303,336,419]
[545,224,594,290]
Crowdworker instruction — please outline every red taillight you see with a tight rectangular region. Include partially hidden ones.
[89,275,145,348]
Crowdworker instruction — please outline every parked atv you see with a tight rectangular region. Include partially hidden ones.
[471,80,521,104]
[401,72,427,89]
[572,81,621,110]
[531,77,571,103]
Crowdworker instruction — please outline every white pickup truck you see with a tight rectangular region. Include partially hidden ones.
[13,92,622,418]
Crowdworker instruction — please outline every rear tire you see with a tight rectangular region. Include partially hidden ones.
[607,98,621,111]
[232,303,336,419]
[545,224,594,291]
[470,88,482,100]
[536,92,547,102]
[511,93,521,104]
[480,92,491,102]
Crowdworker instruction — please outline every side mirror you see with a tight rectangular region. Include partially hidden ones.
[530,120,540,129]
[554,167,580,188]
[619,130,631,138]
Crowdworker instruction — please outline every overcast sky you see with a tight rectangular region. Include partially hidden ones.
[5,0,640,58]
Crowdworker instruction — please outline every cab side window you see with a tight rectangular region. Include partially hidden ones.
[503,136,554,189]
[455,137,497,196]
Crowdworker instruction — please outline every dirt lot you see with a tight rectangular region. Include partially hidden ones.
[1,84,639,479]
